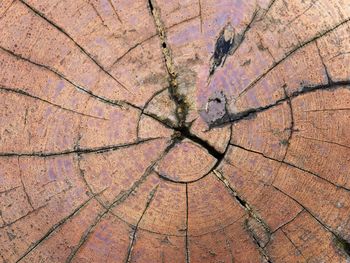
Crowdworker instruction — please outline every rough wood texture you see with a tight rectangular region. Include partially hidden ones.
[1,0,350,262]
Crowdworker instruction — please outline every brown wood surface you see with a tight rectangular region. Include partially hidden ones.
[1,0,350,262]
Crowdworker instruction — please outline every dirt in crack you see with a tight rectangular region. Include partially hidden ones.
[148,0,226,163]
[335,235,350,257]
[148,0,189,128]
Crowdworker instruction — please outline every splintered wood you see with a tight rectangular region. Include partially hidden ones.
[0,0,350,262]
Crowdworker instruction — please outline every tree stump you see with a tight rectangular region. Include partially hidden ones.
[1,0,350,262]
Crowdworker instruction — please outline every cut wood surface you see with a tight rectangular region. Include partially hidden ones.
[0,0,350,262]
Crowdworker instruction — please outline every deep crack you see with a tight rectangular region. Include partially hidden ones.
[148,0,189,127]
[208,79,350,129]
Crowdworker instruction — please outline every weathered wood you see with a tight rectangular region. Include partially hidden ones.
[0,0,350,262]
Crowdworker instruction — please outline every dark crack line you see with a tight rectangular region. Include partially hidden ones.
[155,162,214,184]
[0,86,107,120]
[127,225,185,238]
[76,153,112,215]
[19,0,132,94]
[270,209,304,235]
[175,126,224,160]
[280,85,295,164]
[330,51,350,60]
[139,100,228,164]
[0,138,160,157]
[137,87,170,138]
[209,79,350,129]
[185,215,245,238]
[109,33,158,69]
[229,7,260,58]
[198,0,203,33]
[185,183,190,263]
[255,31,276,62]
[215,168,272,262]
[17,157,34,210]
[156,126,233,184]
[65,209,109,263]
[235,16,350,100]
[66,138,176,262]
[109,12,201,71]
[213,170,271,235]
[0,0,16,20]
[297,135,350,150]
[89,1,108,29]
[209,95,287,129]
[15,191,104,262]
[169,14,200,31]
[107,0,122,24]
[65,171,154,263]
[244,221,272,263]
[304,107,350,113]
[0,186,21,196]
[272,185,350,257]
[335,236,350,257]
[280,228,307,261]
[0,204,47,229]
[148,0,189,127]
[76,141,184,239]
[285,1,318,28]
[0,46,134,110]
[229,142,350,192]
[125,185,159,263]
[155,148,222,184]
[315,36,332,84]
[142,110,178,130]
[263,0,277,17]
[145,0,232,163]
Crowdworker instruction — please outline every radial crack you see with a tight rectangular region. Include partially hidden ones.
[15,191,104,262]
[198,0,203,33]
[0,46,133,109]
[107,0,122,23]
[235,17,350,100]
[0,204,47,229]
[19,0,132,94]
[280,84,295,162]
[209,79,350,128]
[0,86,107,120]
[125,185,159,262]
[270,209,304,235]
[229,142,350,192]
[0,138,160,158]
[66,139,175,262]
[109,33,158,69]
[315,40,332,84]
[0,0,16,20]
[213,170,270,233]
[280,228,307,261]
[213,170,272,262]
[17,157,34,210]
[148,0,189,127]
[185,183,190,263]
[272,185,350,257]
[297,135,350,150]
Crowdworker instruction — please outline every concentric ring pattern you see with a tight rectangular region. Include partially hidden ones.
[1,0,350,262]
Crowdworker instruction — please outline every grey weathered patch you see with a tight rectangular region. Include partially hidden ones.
[200,91,227,125]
